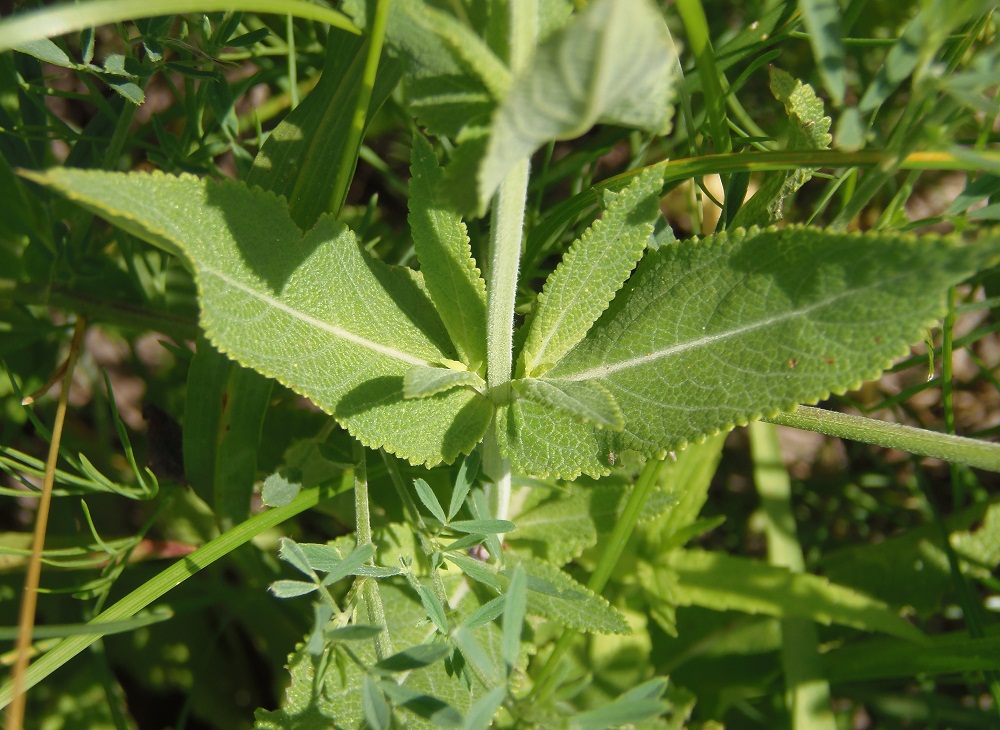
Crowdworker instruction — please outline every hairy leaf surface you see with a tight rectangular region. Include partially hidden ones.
[31,168,493,466]
[501,226,999,477]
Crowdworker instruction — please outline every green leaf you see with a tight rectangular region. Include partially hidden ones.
[824,631,1000,683]
[667,548,925,641]
[268,579,317,598]
[28,168,494,467]
[514,378,624,430]
[520,166,664,377]
[448,451,480,521]
[379,681,463,728]
[478,0,678,208]
[414,478,449,524]
[571,677,670,730]
[409,134,488,367]
[372,643,452,674]
[261,472,301,508]
[321,544,377,586]
[797,0,844,105]
[448,519,516,535]
[731,68,832,229]
[362,675,392,730]
[501,566,526,673]
[327,625,385,642]
[462,595,506,630]
[444,552,502,591]
[14,39,77,68]
[462,685,506,730]
[505,555,629,635]
[277,538,314,578]
[502,226,1000,478]
[404,365,486,399]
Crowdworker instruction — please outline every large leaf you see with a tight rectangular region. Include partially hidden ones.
[478,0,678,209]
[500,226,999,478]
[30,169,493,467]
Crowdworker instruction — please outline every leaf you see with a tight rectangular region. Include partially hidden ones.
[462,595,506,630]
[479,0,678,208]
[268,580,317,598]
[404,365,486,399]
[372,643,452,675]
[824,631,1000,683]
[277,538,314,578]
[327,625,385,642]
[797,0,844,105]
[667,549,925,642]
[571,677,670,730]
[501,226,1000,478]
[256,578,504,729]
[380,681,463,727]
[261,472,301,508]
[505,555,629,635]
[321,543,377,585]
[414,478,449,524]
[448,451,480,521]
[501,566,526,673]
[520,166,664,376]
[448,519,516,535]
[731,68,832,229]
[514,378,624,430]
[28,168,494,467]
[462,685,506,730]
[14,39,77,68]
[362,675,392,730]
[409,134,488,367]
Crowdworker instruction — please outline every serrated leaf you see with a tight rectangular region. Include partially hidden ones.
[479,0,677,208]
[667,548,925,641]
[28,168,493,467]
[414,478,448,524]
[502,226,1000,478]
[732,68,831,229]
[268,579,317,598]
[514,378,624,430]
[261,472,301,507]
[521,166,664,376]
[404,365,486,399]
[409,134,488,366]
[505,555,629,635]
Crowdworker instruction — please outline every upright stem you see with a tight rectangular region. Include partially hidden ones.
[483,0,536,524]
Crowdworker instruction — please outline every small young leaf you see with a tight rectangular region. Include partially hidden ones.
[413,478,449,524]
[445,552,502,591]
[444,533,488,554]
[462,685,506,730]
[479,0,677,208]
[514,378,624,430]
[261,472,301,507]
[462,595,506,630]
[372,643,451,674]
[278,538,315,578]
[501,566,527,673]
[321,543,377,585]
[448,450,481,521]
[268,579,318,598]
[379,680,463,727]
[404,365,485,399]
[409,134,489,366]
[572,677,670,730]
[327,624,385,642]
[520,166,664,377]
[362,675,391,730]
[448,519,516,535]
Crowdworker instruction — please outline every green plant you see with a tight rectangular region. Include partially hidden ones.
[2,0,1000,728]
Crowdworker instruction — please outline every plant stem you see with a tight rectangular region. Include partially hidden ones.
[6,318,86,730]
[0,482,337,710]
[531,457,664,699]
[354,441,392,660]
[764,406,1000,472]
[750,421,835,730]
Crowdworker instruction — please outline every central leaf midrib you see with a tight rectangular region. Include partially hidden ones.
[203,266,433,367]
